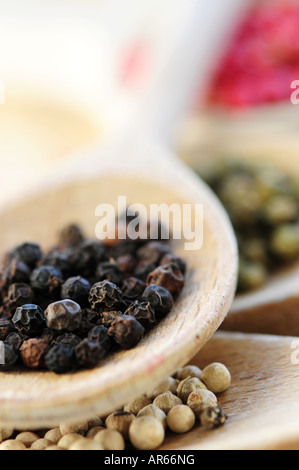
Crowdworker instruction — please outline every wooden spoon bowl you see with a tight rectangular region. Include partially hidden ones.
[0,138,237,429]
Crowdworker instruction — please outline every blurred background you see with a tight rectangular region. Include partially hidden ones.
[0,0,299,206]
[178,0,299,172]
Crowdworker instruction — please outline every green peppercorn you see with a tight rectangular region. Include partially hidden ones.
[238,259,268,292]
[196,158,299,293]
[271,224,299,259]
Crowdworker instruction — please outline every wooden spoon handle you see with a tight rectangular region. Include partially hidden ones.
[130,0,249,143]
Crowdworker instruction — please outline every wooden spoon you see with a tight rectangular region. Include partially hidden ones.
[178,110,299,336]
[0,135,238,429]
[162,330,299,450]
[222,263,299,336]
[0,0,246,429]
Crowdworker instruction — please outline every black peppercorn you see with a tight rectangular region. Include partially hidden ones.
[0,281,5,304]
[19,338,50,369]
[0,304,10,320]
[89,281,122,312]
[0,343,18,371]
[159,253,186,274]
[74,338,106,369]
[137,241,171,265]
[95,261,124,286]
[141,284,174,318]
[61,276,91,307]
[5,283,33,313]
[30,265,63,296]
[44,343,75,373]
[118,295,135,313]
[0,318,14,340]
[73,317,94,338]
[0,221,187,374]
[81,308,98,324]
[97,310,123,328]
[116,254,137,275]
[54,332,82,348]
[121,277,146,299]
[2,259,31,289]
[45,300,82,332]
[108,315,144,349]
[41,250,73,278]
[71,239,107,278]
[12,304,46,337]
[124,301,156,331]
[146,263,184,298]
[111,239,140,258]
[134,261,157,282]
[10,242,42,268]
[40,327,56,344]
[87,325,112,353]
[58,223,84,247]
[5,331,24,351]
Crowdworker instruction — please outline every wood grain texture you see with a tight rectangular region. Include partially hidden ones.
[162,331,299,450]
[0,138,238,429]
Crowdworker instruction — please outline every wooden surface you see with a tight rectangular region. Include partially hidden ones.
[162,331,299,450]
[0,138,238,429]
[222,263,299,336]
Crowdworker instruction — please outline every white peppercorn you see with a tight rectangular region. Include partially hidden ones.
[123,395,152,415]
[68,438,104,450]
[44,428,62,444]
[200,363,231,393]
[176,376,207,403]
[58,433,86,449]
[59,420,89,436]
[175,365,202,380]
[200,406,227,429]
[93,429,125,450]
[105,411,136,439]
[86,426,106,438]
[15,431,39,447]
[187,389,217,416]
[0,439,27,450]
[167,405,196,433]
[137,404,167,430]
[146,377,180,399]
[129,417,165,450]
[0,426,14,440]
[30,438,54,450]
[87,417,103,429]
[153,392,182,414]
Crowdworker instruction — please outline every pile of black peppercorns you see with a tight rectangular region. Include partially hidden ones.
[0,221,186,373]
